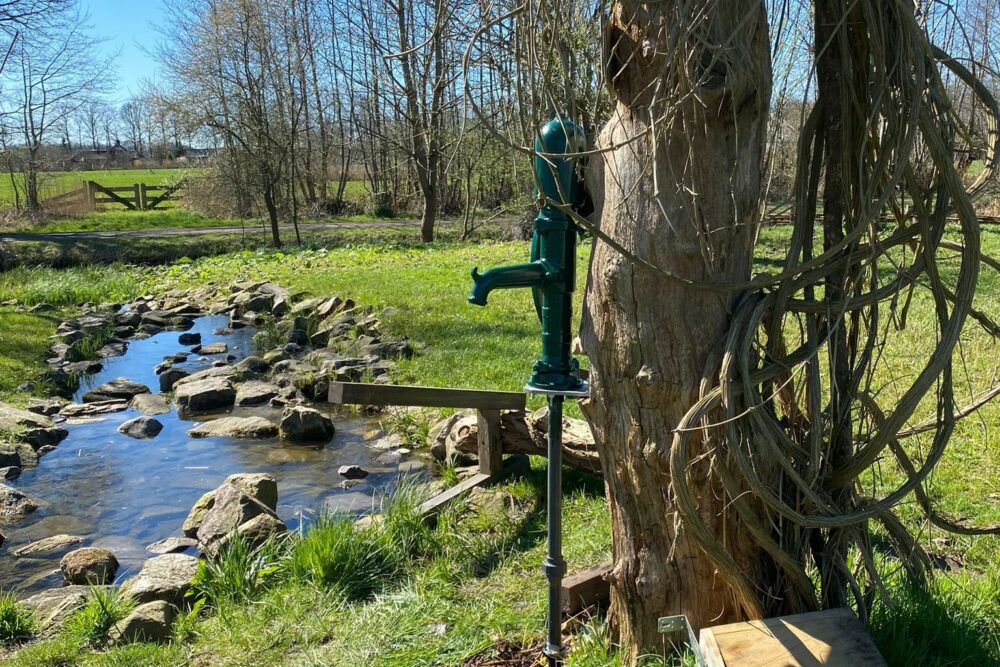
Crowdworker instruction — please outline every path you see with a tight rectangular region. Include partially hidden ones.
[0,218,451,242]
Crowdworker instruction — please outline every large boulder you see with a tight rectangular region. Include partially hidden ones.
[117,416,164,439]
[0,401,55,433]
[174,377,236,414]
[108,600,175,645]
[279,406,335,442]
[82,377,151,403]
[120,553,199,605]
[195,483,282,557]
[0,483,43,522]
[187,416,278,440]
[60,546,119,584]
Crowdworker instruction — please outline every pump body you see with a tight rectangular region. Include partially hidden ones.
[468,117,586,393]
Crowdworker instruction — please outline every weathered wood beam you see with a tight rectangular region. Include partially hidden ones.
[561,563,613,614]
[329,381,525,410]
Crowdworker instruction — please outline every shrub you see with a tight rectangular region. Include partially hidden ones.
[0,590,35,645]
[63,587,136,647]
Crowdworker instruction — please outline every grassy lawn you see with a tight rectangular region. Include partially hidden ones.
[0,229,998,665]
[0,168,193,207]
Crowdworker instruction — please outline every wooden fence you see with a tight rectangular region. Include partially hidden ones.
[43,180,185,212]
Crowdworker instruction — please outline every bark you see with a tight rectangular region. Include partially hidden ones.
[580,0,773,658]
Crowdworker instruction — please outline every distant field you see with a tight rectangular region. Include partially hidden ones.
[0,168,196,207]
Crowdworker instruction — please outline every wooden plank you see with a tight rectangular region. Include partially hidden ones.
[698,608,887,667]
[329,382,525,410]
[561,562,612,614]
[418,454,529,520]
[477,409,503,477]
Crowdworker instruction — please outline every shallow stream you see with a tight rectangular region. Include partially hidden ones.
[2,314,422,594]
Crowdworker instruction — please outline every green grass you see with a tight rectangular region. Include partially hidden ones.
[0,591,35,646]
[1,226,999,665]
[62,587,136,648]
[0,168,193,208]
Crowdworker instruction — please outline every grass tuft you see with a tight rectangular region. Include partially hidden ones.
[0,590,35,645]
[287,514,396,600]
[189,533,288,608]
[62,587,136,648]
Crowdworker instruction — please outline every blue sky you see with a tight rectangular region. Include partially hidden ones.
[83,0,168,100]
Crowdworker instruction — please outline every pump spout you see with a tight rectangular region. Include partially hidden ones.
[468,262,550,306]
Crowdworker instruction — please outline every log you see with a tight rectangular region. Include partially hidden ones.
[432,408,602,475]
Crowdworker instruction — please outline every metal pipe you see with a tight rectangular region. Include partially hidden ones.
[544,394,565,664]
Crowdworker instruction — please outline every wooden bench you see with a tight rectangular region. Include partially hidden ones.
[329,382,525,478]
[329,382,529,519]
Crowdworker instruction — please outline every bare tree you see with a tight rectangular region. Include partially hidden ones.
[1,2,111,210]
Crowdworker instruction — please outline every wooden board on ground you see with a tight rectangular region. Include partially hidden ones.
[698,608,887,667]
[329,381,525,410]
[418,454,529,520]
[561,562,612,613]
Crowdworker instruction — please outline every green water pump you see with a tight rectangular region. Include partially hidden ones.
[468,117,587,395]
[468,117,589,665]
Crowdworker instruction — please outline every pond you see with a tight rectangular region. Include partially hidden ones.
[1,314,425,594]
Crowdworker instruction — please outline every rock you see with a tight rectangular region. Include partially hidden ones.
[234,381,280,407]
[108,600,175,645]
[338,464,369,480]
[174,377,236,414]
[159,367,190,393]
[37,445,57,457]
[82,377,151,403]
[13,534,83,557]
[375,450,402,466]
[339,479,364,490]
[236,356,269,374]
[26,398,68,417]
[146,536,199,554]
[230,513,287,550]
[98,341,128,358]
[263,349,290,365]
[121,553,199,605]
[222,473,278,510]
[117,416,164,439]
[60,400,130,418]
[60,547,119,584]
[279,406,335,442]
[0,484,42,522]
[19,425,68,449]
[130,394,170,416]
[22,585,104,631]
[0,466,20,480]
[370,433,405,451]
[178,332,201,345]
[0,443,39,469]
[0,401,53,432]
[466,487,524,521]
[182,490,216,537]
[196,483,280,557]
[63,360,103,375]
[194,342,228,355]
[188,416,278,440]
[28,302,54,313]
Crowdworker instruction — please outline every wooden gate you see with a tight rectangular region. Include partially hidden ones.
[42,179,186,212]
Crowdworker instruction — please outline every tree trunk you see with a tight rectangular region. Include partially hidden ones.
[581,1,773,661]
[420,183,437,243]
[262,183,282,248]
